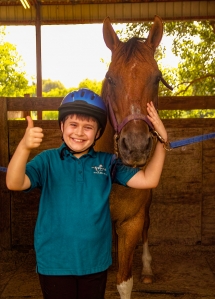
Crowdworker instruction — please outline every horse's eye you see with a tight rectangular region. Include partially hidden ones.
[106,75,116,86]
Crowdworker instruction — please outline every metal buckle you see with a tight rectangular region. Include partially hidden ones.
[153,130,172,151]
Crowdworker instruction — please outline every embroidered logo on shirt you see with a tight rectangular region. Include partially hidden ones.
[92,164,107,176]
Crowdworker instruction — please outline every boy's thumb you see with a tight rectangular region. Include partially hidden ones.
[26,116,34,128]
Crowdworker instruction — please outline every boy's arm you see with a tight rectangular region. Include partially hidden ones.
[127,101,167,189]
[6,116,44,191]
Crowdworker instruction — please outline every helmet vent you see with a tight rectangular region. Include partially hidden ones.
[80,90,85,97]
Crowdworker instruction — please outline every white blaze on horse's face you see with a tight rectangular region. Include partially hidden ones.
[130,104,141,115]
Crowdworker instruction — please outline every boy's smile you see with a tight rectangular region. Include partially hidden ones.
[61,115,100,157]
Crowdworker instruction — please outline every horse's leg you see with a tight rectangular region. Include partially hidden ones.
[141,190,153,283]
[116,214,144,299]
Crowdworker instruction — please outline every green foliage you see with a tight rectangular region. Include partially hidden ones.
[118,20,215,97]
[42,79,65,92]
[159,109,215,119]
[41,79,103,120]
[0,27,31,96]
[41,78,103,98]
[78,78,102,95]
[118,20,215,118]
[42,111,58,120]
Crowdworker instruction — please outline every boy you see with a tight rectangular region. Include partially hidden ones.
[6,88,167,299]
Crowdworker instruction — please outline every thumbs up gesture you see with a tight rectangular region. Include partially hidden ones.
[23,116,44,149]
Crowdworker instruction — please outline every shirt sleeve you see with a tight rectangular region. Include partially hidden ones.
[113,158,140,186]
[25,153,46,191]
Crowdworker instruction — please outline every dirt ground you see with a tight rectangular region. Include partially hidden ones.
[0,244,215,299]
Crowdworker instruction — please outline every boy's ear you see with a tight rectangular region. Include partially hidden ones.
[96,128,101,140]
[60,122,64,133]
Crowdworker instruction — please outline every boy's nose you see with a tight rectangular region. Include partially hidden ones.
[75,126,84,135]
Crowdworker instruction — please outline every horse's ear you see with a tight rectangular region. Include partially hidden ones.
[103,17,120,51]
[145,15,163,51]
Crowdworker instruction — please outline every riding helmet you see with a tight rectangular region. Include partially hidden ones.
[58,88,107,138]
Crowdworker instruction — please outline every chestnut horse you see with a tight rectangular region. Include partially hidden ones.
[96,16,171,299]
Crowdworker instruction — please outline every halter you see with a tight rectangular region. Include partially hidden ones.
[106,95,154,134]
[106,95,157,157]
[106,76,173,157]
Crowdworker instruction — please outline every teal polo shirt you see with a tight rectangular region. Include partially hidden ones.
[25,143,139,276]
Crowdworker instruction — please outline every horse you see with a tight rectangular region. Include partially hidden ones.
[95,15,172,299]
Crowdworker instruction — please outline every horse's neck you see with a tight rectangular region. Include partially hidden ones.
[94,121,115,153]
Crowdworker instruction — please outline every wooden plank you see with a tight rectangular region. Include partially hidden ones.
[0,98,11,249]
[6,97,63,111]
[8,120,59,129]
[202,131,215,245]
[11,190,40,249]
[151,128,203,245]
[5,96,215,111]
[158,96,215,110]
[7,118,215,130]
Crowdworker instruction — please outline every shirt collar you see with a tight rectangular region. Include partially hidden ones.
[59,143,96,159]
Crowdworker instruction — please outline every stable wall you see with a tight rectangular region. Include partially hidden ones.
[0,96,215,250]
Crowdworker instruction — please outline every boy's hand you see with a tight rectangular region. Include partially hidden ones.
[23,116,44,149]
[147,101,167,142]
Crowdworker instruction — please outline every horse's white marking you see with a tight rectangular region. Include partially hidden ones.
[142,240,153,276]
[117,277,133,299]
[130,104,141,115]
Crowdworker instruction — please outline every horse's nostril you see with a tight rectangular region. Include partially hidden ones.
[122,138,129,151]
[147,137,152,150]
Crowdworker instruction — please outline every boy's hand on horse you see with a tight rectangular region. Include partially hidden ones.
[147,101,167,142]
[23,116,44,150]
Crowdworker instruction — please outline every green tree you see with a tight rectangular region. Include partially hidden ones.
[119,20,215,97]
[0,27,30,96]
[118,20,215,118]
[42,79,103,97]
[78,78,102,95]
[42,79,65,92]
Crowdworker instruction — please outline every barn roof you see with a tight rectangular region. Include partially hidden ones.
[0,0,214,25]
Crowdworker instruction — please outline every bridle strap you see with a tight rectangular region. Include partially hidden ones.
[118,114,154,132]
[106,95,154,134]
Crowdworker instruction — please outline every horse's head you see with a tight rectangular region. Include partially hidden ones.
[102,16,166,167]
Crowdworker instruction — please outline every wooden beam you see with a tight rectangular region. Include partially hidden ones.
[0,98,11,250]
[35,3,42,119]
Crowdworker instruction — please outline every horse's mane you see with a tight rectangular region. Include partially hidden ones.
[118,37,148,63]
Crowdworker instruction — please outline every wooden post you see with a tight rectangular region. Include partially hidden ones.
[0,97,11,249]
[23,93,31,118]
[36,3,42,120]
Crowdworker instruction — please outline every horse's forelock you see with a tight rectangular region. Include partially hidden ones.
[118,37,148,63]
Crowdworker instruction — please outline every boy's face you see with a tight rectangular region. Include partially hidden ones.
[61,115,100,157]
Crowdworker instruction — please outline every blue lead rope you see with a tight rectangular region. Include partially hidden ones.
[0,166,7,173]
[167,132,215,150]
